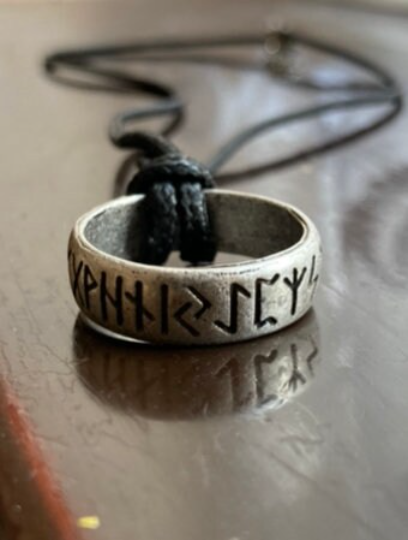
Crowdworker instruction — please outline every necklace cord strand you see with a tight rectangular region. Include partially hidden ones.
[44,31,403,264]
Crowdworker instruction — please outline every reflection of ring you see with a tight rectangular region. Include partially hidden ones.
[74,311,320,420]
[69,190,322,345]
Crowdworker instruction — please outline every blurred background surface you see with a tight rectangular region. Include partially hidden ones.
[0,1,407,540]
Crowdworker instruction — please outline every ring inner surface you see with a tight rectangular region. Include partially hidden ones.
[84,192,305,262]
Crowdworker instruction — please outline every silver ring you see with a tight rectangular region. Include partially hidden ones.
[68,189,322,345]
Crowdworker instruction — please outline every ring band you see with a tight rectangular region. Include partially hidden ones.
[68,189,322,345]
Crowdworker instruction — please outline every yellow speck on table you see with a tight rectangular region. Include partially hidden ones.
[77,516,101,530]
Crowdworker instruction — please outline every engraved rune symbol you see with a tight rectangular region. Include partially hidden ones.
[125,281,155,332]
[70,251,84,305]
[70,253,99,311]
[100,272,124,326]
[84,265,98,311]
[284,267,307,316]
[308,255,319,297]
[254,275,280,328]
[174,286,212,336]
[214,283,251,334]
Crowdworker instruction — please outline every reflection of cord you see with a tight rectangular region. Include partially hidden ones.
[44,30,402,182]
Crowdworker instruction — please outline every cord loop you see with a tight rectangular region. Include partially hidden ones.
[126,137,216,265]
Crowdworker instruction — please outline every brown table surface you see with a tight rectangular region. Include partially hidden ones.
[0,1,408,539]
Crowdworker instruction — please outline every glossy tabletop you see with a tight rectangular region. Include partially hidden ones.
[0,1,407,539]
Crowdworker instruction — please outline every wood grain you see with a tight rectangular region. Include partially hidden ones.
[0,1,407,539]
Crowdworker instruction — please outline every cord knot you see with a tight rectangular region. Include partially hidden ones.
[127,153,215,193]
[126,141,216,265]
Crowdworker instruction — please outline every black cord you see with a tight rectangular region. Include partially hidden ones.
[45,30,402,177]
[44,30,402,263]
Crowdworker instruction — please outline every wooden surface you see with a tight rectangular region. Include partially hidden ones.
[0,1,408,539]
